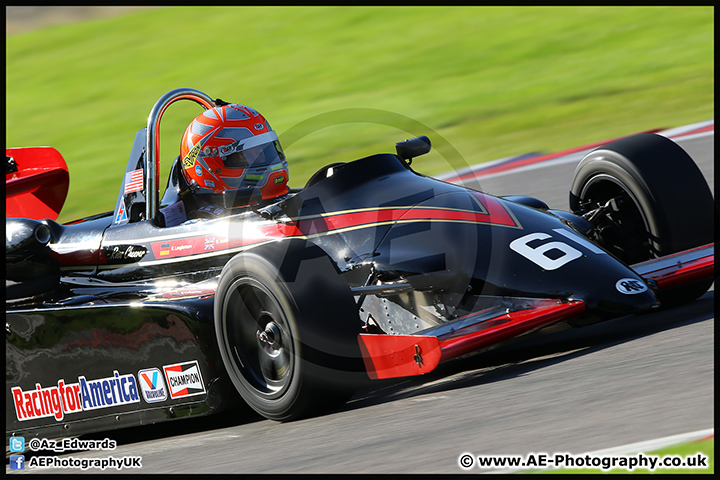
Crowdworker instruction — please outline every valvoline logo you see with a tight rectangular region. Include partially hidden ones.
[138,368,168,403]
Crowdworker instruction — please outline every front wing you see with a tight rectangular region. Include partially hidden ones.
[357,243,714,380]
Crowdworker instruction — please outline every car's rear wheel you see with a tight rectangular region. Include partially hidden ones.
[215,242,362,421]
[570,133,714,305]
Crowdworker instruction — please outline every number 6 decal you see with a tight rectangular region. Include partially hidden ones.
[510,232,582,271]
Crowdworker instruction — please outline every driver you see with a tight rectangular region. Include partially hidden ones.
[178,103,289,218]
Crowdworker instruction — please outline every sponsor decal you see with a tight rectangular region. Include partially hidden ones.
[253,123,264,130]
[195,164,203,177]
[78,371,140,411]
[10,363,203,422]
[163,361,206,399]
[124,169,144,194]
[104,245,147,263]
[274,175,286,185]
[151,235,230,259]
[205,180,215,188]
[616,278,648,294]
[182,144,200,169]
[158,286,216,300]
[138,368,168,403]
[11,372,139,421]
[11,380,82,422]
[114,197,128,224]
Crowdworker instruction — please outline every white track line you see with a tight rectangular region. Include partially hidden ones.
[579,428,714,457]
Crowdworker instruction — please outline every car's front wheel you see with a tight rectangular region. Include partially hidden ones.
[214,242,362,421]
[570,133,714,305]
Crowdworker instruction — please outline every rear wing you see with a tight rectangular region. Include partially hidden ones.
[6,147,69,221]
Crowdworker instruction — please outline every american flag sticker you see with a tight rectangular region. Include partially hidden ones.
[124,169,144,194]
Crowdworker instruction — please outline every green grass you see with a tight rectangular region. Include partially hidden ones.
[6,6,713,223]
[539,438,713,474]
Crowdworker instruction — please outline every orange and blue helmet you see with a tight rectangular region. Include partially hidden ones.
[180,104,288,200]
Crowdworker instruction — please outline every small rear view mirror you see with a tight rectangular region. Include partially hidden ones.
[396,136,431,163]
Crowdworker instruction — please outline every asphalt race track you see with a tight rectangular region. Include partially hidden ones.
[12,125,714,474]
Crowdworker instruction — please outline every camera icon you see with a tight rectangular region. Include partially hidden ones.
[9,436,25,453]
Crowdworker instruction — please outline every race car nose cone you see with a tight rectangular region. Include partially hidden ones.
[595,284,659,315]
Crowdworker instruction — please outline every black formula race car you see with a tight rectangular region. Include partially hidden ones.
[6,88,714,441]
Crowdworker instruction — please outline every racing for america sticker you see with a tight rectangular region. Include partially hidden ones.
[615,278,648,294]
[162,361,206,399]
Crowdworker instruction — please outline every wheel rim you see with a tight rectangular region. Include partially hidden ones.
[580,174,658,264]
[221,276,294,398]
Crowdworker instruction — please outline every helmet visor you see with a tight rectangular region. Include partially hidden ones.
[224,141,285,168]
[219,131,285,168]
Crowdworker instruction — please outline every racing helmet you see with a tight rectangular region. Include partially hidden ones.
[180,104,288,200]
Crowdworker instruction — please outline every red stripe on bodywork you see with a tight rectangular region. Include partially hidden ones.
[308,197,517,233]
[147,195,519,260]
[148,222,303,259]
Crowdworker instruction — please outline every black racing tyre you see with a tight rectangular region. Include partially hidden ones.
[570,133,714,305]
[214,240,363,421]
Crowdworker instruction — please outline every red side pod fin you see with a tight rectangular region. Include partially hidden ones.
[358,334,441,380]
[437,301,585,362]
[631,244,714,291]
[357,300,586,381]
[6,147,69,221]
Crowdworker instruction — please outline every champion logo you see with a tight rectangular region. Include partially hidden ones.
[163,361,206,399]
[138,368,168,403]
